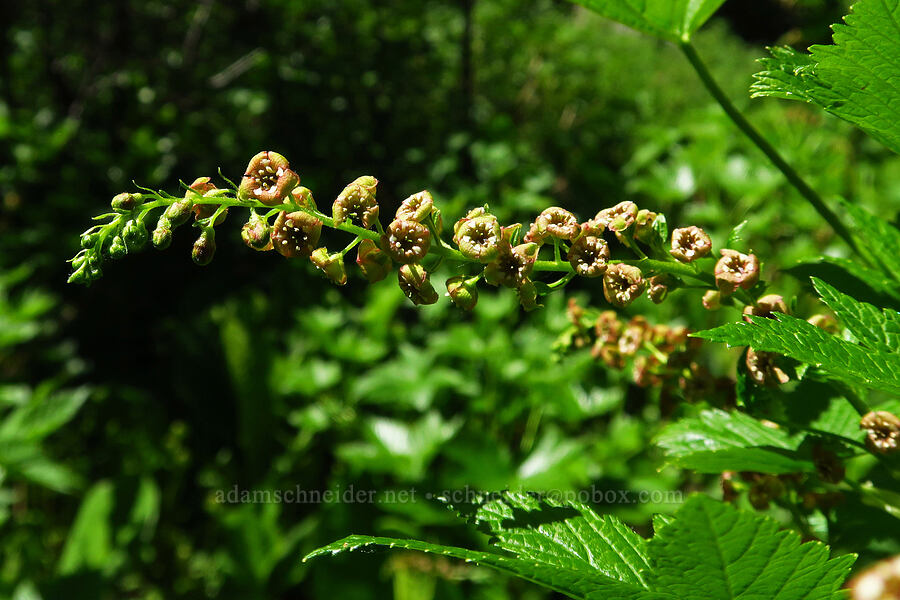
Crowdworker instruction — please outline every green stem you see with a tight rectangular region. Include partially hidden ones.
[679,41,859,256]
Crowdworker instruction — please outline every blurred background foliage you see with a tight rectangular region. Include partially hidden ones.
[1,0,899,598]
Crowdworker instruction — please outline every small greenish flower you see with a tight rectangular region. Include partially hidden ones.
[670,226,712,262]
[602,263,645,307]
[395,190,434,223]
[356,239,392,283]
[382,219,430,264]
[398,264,438,306]
[241,211,272,251]
[192,229,216,266]
[484,239,538,288]
[715,249,760,295]
[453,214,501,262]
[567,235,609,277]
[238,151,300,206]
[633,209,658,244]
[524,207,579,243]
[333,176,379,228]
[271,210,322,258]
[647,275,669,304]
[310,248,348,286]
[860,411,900,454]
[108,235,127,260]
[595,201,637,233]
[446,275,478,310]
[745,348,789,386]
[743,294,788,322]
[702,290,721,310]
[453,206,489,239]
[291,186,317,210]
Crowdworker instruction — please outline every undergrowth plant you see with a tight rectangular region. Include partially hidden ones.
[66,0,900,596]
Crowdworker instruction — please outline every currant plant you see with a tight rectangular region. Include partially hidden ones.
[64,0,900,595]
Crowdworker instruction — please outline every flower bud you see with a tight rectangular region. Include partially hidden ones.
[745,348,789,386]
[484,242,538,288]
[333,176,379,228]
[453,214,501,262]
[446,276,478,310]
[633,209,658,244]
[395,190,433,223]
[152,222,173,250]
[715,249,760,295]
[122,219,148,251]
[592,342,623,369]
[382,219,430,264]
[108,235,127,259]
[356,239,392,283]
[860,411,900,454]
[291,186,317,210]
[647,275,669,304]
[398,264,438,306]
[595,201,637,233]
[849,555,900,600]
[524,207,579,244]
[310,248,348,286]
[743,294,788,323]
[702,290,721,310]
[812,445,844,484]
[80,231,99,249]
[517,280,542,311]
[272,210,322,258]
[567,235,609,277]
[238,151,300,206]
[808,313,839,333]
[164,199,194,226]
[580,218,606,237]
[618,320,646,356]
[192,229,216,265]
[241,212,272,251]
[670,226,712,263]
[602,263,645,307]
[111,192,143,212]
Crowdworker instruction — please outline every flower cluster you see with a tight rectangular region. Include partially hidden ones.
[558,298,728,400]
[69,151,777,322]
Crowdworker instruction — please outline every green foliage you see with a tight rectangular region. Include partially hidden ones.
[654,409,813,474]
[752,0,900,154]
[571,0,727,42]
[812,277,900,353]
[695,312,900,394]
[306,493,855,599]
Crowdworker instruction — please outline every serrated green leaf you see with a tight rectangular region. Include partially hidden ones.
[570,0,727,43]
[812,277,900,352]
[303,535,665,600]
[751,0,900,154]
[784,256,900,307]
[447,491,651,587]
[694,314,900,394]
[654,409,813,474]
[839,199,900,282]
[648,495,855,599]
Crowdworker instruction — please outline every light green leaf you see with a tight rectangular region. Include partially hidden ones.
[839,199,900,282]
[570,0,727,43]
[654,409,813,474]
[306,494,855,599]
[649,495,855,599]
[0,387,89,442]
[58,481,116,575]
[304,534,664,600]
[751,0,900,154]
[812,277,900,352]
[694,314,900,394]
[448,491,652,587]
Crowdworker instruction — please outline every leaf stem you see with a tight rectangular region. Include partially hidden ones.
[678,41,859,256]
